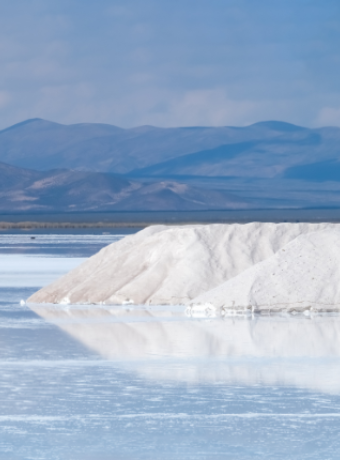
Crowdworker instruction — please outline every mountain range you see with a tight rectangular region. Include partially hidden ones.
[0,161,248,212]
[1,118,340,212]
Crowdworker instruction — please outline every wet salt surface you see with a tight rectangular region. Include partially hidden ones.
[0,232,125,257]
[2,235,340,459]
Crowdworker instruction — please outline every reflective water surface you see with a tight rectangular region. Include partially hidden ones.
[1,233,340,459]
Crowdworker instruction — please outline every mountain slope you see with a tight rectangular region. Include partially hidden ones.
[131,131,340,180]
[0,161,248,212]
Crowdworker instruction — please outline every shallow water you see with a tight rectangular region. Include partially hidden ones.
[2,234,340,459]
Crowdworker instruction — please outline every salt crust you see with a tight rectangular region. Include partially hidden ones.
[28,223,340,309]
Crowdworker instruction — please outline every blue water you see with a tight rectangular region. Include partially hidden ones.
[1,233,340,459]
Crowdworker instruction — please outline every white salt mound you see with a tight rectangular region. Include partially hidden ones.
[191,229,340,312]
[28,222,340,306]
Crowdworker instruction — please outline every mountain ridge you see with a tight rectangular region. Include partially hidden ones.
[2,118,336,177]
[1,118,340,211]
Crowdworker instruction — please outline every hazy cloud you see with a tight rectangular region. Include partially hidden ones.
[0,0,339,129]
[0,91,10,109]
[317,107,340,127]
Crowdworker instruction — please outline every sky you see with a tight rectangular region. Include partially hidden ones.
[0,0,339,129]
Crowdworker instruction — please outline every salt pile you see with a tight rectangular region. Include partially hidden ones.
[191,229,340,312]
[28,222,340,309]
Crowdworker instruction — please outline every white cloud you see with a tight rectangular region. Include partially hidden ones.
[0,91,10,108]
[111,88,301,128]
[316,107,340,127]
[163,89,257,127]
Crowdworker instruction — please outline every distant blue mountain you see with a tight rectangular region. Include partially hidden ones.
[2,118,338,180]
[1,118,340,211]
[129,129,336,180]
[0,161,249,212]
[130,142,257,178]
[285,160,340,182]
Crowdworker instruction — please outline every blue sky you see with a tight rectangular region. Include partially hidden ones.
[0,0,339,129]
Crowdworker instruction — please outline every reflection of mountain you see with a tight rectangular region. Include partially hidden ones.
[31,304,340,392]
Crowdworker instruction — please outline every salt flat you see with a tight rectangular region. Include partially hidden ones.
[3,231,340,459]
[0,254,85,287]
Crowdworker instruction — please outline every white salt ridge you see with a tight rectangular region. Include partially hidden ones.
[191,229,340,312]
[28,222,340,307]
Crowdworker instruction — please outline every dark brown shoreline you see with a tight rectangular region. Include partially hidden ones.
[0,221,154,230]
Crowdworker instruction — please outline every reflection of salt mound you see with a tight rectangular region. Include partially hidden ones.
[32,305,340,360]
[191,230,340,312]
[28,223,340,306]
[30,305,340,392]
